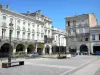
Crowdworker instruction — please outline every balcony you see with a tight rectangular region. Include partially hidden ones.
[0,36,9,41]
[44,35,53,43]
[68,33,76,37]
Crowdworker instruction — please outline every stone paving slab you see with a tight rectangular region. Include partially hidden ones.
[0,65,68,75]
[0,56,99,75]
[70,58,100,75]
[24,56,100,67]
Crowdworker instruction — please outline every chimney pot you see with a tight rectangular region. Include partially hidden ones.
[27,11,30,15]
[6,5,9,9]
[0,4,2,9]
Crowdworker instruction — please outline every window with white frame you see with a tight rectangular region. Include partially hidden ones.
[2,16,6,26]
[32,34,34,39]
[3,16,6,20]
[98,34,100,40]
[92,34,95,40]
[2,29,6,38]
[23,22,26,25]
[17,20,20,24]
[41,34,43,38]
[10,18,13,23]
[28,23,30,27]
[23,32,25,39]
[17,31,20,39]
[28,33,30,39]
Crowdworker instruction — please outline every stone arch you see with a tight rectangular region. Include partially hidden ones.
[0,43,13,57]
[27,44,35,54]
[0,41,14,49]
[16,44,25,52]
[45,45,50,54]
[93,43,100,53]
[80,44,88,52]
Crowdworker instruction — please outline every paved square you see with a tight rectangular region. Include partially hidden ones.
[0,56,100,75]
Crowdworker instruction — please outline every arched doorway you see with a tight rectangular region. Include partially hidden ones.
[93,44,100,53]
[0,43,12,57]
[37,43,44,55]
[80,44,88,53]
[27,44,34,54]
[16,44,25,52]
[45,45,50,54]
[69,45,76,54]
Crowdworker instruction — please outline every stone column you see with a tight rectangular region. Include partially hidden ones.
[49,46,52,54]
[35,43,37,52]
[13,49,16,54]
[49,47,52,54]
[43,47,45,54]
[25,48,27,53]
[77,46,80,55]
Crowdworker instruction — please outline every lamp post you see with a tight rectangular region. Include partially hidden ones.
[8,22,13,66]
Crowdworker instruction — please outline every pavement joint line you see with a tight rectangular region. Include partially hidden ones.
[93,67,100,75]
[59,57,100,75]
[25,62,76,69]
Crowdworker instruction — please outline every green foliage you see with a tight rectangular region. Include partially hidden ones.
[37,43,44,48]
[14,52,27,57]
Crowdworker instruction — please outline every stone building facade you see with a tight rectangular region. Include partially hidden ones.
[65,13,99,54]
[0,5,53,56]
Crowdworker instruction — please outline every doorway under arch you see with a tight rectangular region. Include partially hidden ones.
[0,43,13,57]
[80,44,88,52]
[16,44,25,52]
[27,44,34,54]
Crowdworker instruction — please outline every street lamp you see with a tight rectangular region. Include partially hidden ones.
[8,22,13,66]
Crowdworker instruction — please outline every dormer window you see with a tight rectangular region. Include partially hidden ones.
[3,16,6,20]
[17,20,20,24]
[10,18,13,23]
[73,20,76,26]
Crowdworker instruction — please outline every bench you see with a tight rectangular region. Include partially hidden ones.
[2,61,24,68]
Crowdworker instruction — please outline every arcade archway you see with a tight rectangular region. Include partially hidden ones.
[0,43,13,57]
[80,44,88,52]
[16,44,25,52]
[27,44,34,54]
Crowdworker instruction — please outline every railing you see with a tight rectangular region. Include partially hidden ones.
[0,36,45,43]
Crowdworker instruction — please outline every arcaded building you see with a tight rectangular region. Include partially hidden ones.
[65,13,98,54]
[0,5,53,57]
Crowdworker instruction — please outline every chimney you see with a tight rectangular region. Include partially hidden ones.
[27,11,30,15]
[0,4,2,9]
[38,10,41,15]
[6,5,9,9]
